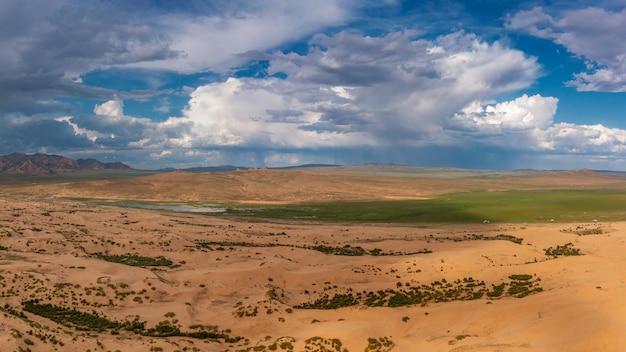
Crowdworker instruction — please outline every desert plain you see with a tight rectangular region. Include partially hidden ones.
[2,165,626,351]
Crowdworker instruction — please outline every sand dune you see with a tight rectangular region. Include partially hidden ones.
[1,169,626,351]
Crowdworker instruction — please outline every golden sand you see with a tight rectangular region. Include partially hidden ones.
[0,196,624,351]
[1,168,625,351]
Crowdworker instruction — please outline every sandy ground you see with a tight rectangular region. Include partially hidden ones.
[0,193,625,352]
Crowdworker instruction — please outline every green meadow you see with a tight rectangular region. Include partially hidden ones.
[222,189,626,224]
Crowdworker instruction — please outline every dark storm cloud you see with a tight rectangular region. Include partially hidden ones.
[314,105,370,129]
[0,117,92,154]
[265,109,306,123]
[69,115,148,148]
[270,31,414,87]
[0,0,178,116]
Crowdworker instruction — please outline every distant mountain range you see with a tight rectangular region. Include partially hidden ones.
[0,152,340,176]
[0,153,131,176]
[158,163,340,173]
[3,152,619,178]
[158,165,243,172]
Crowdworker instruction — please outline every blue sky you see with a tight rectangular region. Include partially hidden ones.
[2,0,626,170]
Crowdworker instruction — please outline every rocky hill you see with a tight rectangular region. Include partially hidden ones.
[0,153,131,176]
[76,158,132,171]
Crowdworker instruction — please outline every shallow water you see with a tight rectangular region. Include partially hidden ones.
[116,203,226,213]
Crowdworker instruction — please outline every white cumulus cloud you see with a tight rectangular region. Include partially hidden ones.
[177,77,373,148]
[265,31,541,145]
[535,123,626,153]
[450,93,626,156]
[451,94,558,133]
[57,28,626,169]
[94,99,124,118]
[507,6,626,92]
[65,31,543,156]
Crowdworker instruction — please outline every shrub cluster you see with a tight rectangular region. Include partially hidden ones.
[21,301,242,342]
[544,243,582,257]
[295,275,543,309]
[195,241,427,256]
[94,253,173,267]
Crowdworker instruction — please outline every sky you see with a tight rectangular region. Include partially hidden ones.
[2,0,626,170]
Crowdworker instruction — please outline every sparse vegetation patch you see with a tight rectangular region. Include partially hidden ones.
[425,233,523,244]
[21,301,242,342]
[365,336,394,352]
[296,275,543,309]
[561,226,604,236]
[195,241,430,256]
[94,253,173,267]
[545,243,582,257]
[22,300,122,331]
[304,336,348,352]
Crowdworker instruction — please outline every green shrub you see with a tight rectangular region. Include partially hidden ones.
[544,243,581,257]
[94,254,173,267]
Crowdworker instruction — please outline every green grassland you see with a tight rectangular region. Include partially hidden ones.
[6,171,626,224]
[222,189,626,224]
